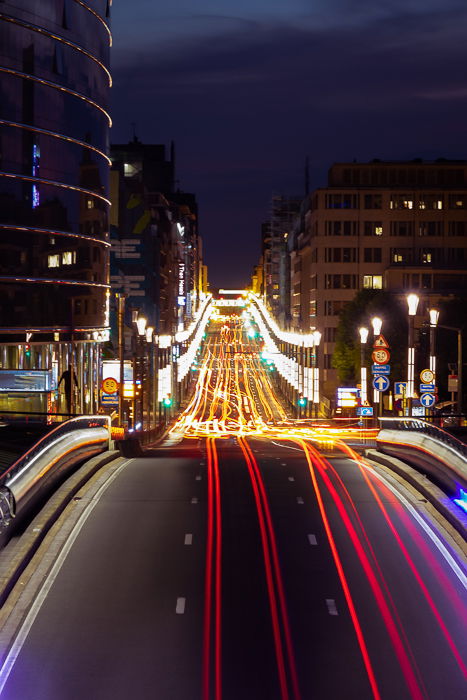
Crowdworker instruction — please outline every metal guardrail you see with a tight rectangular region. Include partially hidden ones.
[377,417,467,497]
[0,416,110,539]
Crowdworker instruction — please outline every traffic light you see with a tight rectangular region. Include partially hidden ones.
[163,395,172,407]
[298,396,307,407]
[24,344,31,358]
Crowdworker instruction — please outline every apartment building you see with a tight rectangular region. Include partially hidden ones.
[298,160,467,394]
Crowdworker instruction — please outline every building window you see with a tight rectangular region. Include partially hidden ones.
[310,300,317,316]
[47,254,60,268]
[325,193,359,209]
[325,274,358,289]
[325,221,357,236]
[324,300,347,316]
[419,194,443,210]
[448,221,467,236]
[390,221,414,237]
[62,251,76,265]
[324,354,333,369]
[363,275,383,289]
[418,221,442,237]
[390,194,414,209]
[310,274,317,290]
[391,248,412,263]
[363,221,383,236]
[448,195,466,209]
[324,327,337,342]
[364,194,382,209]
[86,198,94,209]
[363,248,382,263]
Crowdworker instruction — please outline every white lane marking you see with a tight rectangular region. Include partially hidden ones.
[184,533,193,545]
[326,599,338,615]
[195,475,202,481]
[176,597,186,614]
[288,476,295,482]
[297,496,304,505]
[271,441,303,452]
[0,458,133,694]
[281,463,287,466]
[191,497,198,504]
[308,534,318,546]
[364,462,467,589]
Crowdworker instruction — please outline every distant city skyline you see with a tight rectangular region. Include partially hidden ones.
[111,0,467,287]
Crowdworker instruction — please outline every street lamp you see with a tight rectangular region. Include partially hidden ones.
[312,330,321,418]
[407,293,419,416]
[146,326,154,430]
[359,327,369,407]
[371,316,383,415]
[429,308,439,375]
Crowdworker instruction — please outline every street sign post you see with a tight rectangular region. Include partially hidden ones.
[394,381,407,396]
[357,406,374,417]
[420,368,435,384]
[420,393,436,408]
[371,364,390,374]
[373,335,389,348]
[420,383,436,393]
[102,377,119,394]
[372,348,391,364]
[373,375,390,392]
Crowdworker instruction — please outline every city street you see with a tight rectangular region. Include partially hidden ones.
[0,322,465,699]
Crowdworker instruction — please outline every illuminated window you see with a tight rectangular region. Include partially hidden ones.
[390,194,414,210]
[363,275,383,289]
[448,195,465,209]
[422,252,432,264]
[86,198,94,209]
[62,251,76,265]
[418,194,443,210]
[48,254,60,268]
[363,221,383,236]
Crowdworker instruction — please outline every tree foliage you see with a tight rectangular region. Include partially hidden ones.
[332,290,408,384]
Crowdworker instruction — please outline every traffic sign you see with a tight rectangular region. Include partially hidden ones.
[357,406,374,416]
[420,393,436,408]
[372,364,390,374]
[101,392,118,405]
[420,383,436,393]
[373,375,390,392]
[372,348,390,364]
[102,377,118,394]
[373,335,389,349]
[394,381,407,396]
[420,368,434,384]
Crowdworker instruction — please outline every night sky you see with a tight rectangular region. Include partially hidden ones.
[111,0,467,288]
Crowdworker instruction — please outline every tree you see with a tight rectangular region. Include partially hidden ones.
[332,290,408,384]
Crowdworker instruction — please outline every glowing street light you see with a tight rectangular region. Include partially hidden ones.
[407,293,419,416]
[371,317,383,337]
[359,327,369,406]
[429,308,439,375]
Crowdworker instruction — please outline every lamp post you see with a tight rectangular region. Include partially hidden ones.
[145,326,154,430]
[429,308,439,375]
[359,327,369,410]
[312,330,321,418]
[371,316,383,416]
[134,313,147,430]
[407,293,419,417]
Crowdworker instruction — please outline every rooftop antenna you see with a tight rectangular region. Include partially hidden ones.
[130,122,138,143]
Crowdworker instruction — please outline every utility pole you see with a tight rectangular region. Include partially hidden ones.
[117,293,126,426]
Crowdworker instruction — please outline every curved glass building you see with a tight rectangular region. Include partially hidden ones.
[0,1,111,415]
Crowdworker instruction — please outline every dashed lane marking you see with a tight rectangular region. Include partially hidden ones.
[191,497,198,504]
[308,534,318,546]
[176,598,186,614]
[297,496,304,505]
[184,534,193,545]
[326,599,338,616]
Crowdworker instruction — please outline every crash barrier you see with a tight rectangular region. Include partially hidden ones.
[0,416,110,539]
[376,417,467,497]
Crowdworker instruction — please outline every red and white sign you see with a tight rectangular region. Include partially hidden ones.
[372,348,390,364]
[102,377,118,394]
[373,334,389,349]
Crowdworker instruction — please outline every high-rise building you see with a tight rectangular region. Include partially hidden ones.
[297,160,467,395]
[0,1,112,415]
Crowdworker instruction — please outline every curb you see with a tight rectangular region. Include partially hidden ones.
[366,448,467,552]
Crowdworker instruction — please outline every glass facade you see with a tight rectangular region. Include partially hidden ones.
[0,1,111,415]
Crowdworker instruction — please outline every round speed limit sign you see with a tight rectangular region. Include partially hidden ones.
[420,368,434,384]
[102,377,118,394]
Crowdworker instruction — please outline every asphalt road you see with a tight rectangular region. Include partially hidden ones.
[0,437,465,700]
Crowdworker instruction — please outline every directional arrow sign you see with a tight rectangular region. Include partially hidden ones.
[394,381,407,396]
[373,375,390,392]
[373,334,389,349]
[420,393,436,408]
[357,406,374,416]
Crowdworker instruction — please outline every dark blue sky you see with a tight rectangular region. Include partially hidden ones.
[111,0,467,287]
